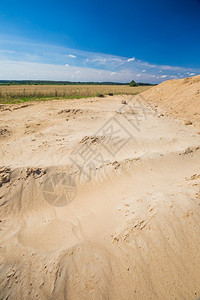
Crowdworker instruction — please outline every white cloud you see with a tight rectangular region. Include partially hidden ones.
[0,60,133,82]
[139,61,157,68]
[0,36,199,84]
[127,57,135,62]
[0,49,16,54]
[68,54,76,58]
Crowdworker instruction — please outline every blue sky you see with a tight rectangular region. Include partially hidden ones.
[0,0,200,83]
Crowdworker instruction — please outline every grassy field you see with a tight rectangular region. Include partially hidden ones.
[0,84,152,104]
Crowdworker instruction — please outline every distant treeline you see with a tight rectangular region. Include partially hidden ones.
[0,80,156,86]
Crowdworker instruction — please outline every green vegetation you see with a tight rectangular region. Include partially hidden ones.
[129,80,137,87]
[0,80,155,86]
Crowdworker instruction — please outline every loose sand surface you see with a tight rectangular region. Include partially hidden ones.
[0,76,200,299]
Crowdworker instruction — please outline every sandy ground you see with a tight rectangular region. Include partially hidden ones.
[0,76,200,299]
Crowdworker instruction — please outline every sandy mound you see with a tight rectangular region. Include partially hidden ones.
[0,90,200,299]
[142,74,200,127]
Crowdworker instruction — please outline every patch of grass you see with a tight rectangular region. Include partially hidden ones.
[0,95,96,105]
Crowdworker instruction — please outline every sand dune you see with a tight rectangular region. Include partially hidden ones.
[0,76,200,299]
[142,74,200,127]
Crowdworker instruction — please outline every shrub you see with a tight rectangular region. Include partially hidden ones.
[129,80,136,87]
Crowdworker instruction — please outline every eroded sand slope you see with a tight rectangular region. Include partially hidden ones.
[0,76,200,299]
[142,74,200,127]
